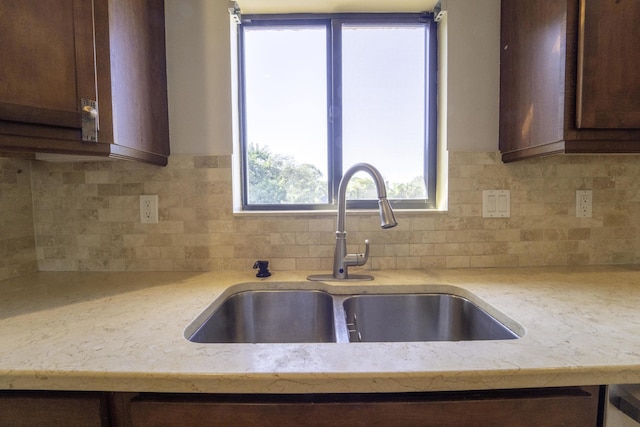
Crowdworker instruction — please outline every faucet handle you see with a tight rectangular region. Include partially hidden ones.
[354,240,369,265]
[345,239,369,266]
[360,239,370,265]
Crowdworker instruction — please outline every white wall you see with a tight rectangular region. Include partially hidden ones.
[164,0,500,154]
[164,0,233,155]
[443,0,500,151]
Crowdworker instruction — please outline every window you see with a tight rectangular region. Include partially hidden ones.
[238,13,437,210]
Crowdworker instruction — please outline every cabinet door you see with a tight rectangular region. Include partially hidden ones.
[576,0,640,129]
[499,0,567,156]
[126,387,602,427]
[0,0,96,139]
[0,391,108,427]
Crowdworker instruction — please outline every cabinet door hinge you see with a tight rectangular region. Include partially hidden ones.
[81,98,99,142]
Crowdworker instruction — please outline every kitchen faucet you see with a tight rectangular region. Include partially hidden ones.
[308,163,398,281]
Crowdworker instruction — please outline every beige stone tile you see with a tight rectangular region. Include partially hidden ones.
[10,152,640,274]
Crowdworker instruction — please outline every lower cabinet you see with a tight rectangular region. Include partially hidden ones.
[0,386,605,427]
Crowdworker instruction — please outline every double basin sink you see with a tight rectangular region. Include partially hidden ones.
[185,283,523,344]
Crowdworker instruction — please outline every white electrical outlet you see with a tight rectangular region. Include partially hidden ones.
[140,195,158,224]
[576,190,592,218]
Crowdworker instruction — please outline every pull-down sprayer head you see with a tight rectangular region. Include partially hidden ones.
[378,198,398,229]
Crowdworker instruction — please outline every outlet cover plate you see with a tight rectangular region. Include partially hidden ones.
[140,195,158,224]
[576,190,592,218]
[483,190,510,218]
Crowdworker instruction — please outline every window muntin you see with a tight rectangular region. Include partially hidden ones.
[238,14,437,210]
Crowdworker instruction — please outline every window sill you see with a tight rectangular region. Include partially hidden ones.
[232,208,447,218]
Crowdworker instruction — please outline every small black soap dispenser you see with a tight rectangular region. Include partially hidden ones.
[253,260,271,278]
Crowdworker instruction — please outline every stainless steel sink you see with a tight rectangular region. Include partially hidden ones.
[343,294,519,342]
[187,290,336,343]
[185,286,522,344]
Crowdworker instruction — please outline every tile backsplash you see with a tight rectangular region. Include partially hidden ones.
[0,157,37,281]
[3,151,640,279]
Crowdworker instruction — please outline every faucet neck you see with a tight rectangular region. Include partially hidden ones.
[336,163,389,232]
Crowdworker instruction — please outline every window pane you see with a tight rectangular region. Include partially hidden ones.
[342,24,427,200]
[243,25,328,204]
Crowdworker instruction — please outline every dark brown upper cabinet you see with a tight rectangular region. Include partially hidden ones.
[499,0,640,162]
[0,0,170,166]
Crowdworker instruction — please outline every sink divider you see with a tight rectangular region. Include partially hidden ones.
[331,295,352,343]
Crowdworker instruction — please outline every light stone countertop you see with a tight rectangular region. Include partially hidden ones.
[1,266,640,394]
